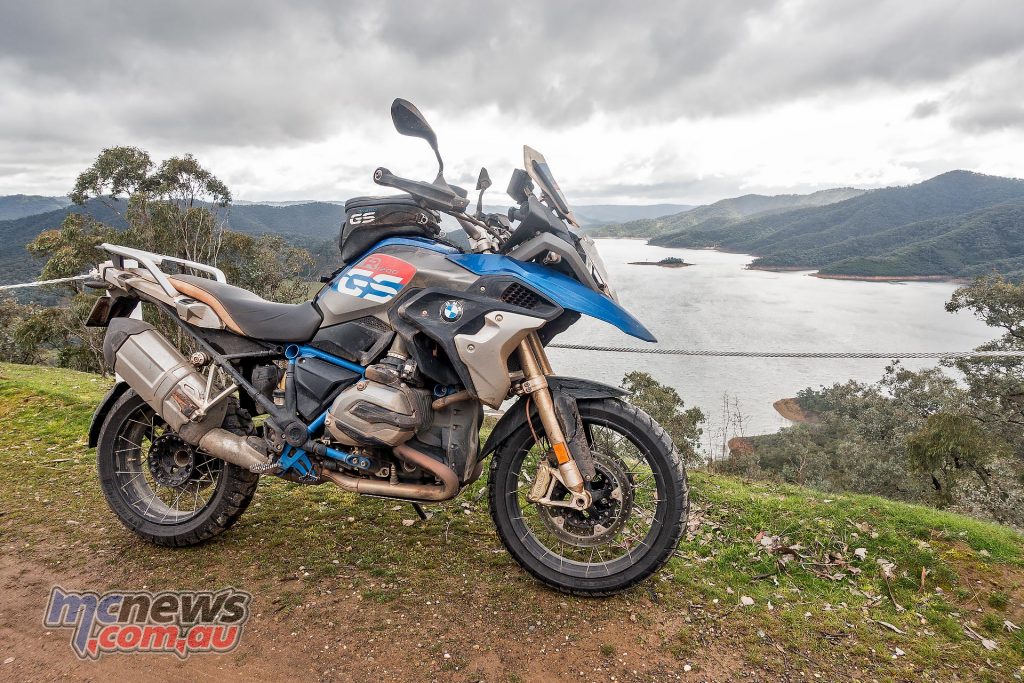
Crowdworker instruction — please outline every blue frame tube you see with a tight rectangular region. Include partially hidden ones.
[284,344,366,376]
[307,410,328,436]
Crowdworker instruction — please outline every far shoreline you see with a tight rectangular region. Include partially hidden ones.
[628,260,692,268]
[592,238,969,285]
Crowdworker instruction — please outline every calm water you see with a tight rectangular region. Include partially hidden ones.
[547,239,994,443]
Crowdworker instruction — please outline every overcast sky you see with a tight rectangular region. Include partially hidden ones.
[1,1,1023,205]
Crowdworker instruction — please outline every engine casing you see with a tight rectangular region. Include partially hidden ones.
[325,366,431,447]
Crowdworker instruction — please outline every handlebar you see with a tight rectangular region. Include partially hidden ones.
[372,167,563,256]
[373,167,470,213]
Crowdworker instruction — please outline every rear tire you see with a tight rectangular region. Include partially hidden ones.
[96,390,260,547]
[488,397,687,596]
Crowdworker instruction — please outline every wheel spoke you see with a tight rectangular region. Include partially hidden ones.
[504,412,672,573]
[107,402,222,525]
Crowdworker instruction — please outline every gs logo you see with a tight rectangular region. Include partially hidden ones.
[349,211,376,225]
[335,254,417,303]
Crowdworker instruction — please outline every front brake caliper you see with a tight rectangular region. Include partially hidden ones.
[527,457,591,510]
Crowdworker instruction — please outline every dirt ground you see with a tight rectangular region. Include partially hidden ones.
[0,540,749,683]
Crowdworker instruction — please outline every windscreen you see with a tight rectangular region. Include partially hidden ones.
[524,146,579,228]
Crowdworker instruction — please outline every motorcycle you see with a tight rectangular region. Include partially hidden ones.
[85,99,688,595]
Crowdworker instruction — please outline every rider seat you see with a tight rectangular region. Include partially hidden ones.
[169,274,322,342]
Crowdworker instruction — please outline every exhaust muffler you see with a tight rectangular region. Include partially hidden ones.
[103,318,270,471]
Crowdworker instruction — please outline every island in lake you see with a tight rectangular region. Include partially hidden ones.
[628,256,692,268]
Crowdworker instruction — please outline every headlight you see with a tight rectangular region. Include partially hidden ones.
[577,234,617,302]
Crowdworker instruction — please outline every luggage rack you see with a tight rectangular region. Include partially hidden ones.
[97,243,228,330]
[99,243,227,299]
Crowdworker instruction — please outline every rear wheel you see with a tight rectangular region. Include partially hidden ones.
[488,397,687,595]
[96,390,260,546]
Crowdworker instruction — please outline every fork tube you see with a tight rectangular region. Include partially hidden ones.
[517,339,585,495]
[527,332,554,376]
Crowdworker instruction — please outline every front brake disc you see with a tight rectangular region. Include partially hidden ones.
[536,450,634,548]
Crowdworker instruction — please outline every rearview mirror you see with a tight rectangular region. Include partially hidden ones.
[391,98,445,178]
[391,98,437,148]
[475,167,492,217]
[476,167,492,191]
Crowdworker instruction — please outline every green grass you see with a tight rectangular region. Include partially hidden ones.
[4,361,1024,680]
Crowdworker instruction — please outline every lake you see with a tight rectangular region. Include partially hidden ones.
[546,239,994,448]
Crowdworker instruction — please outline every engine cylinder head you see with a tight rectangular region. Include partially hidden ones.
[325,364,430,446]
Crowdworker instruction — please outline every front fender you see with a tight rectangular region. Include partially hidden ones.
[480,376,627,459]
[88,381,131,448]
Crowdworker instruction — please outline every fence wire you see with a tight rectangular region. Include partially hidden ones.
[0,274,92,291]
[547,344,1024,359]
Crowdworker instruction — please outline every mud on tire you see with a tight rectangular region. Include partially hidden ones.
[488,397,688,596]
[96,390,259,547]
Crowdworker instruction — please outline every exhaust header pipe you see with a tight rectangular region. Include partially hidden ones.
[320,444,459,502]
[103,318,270,471]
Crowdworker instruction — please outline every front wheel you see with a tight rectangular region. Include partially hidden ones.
[488,397,688,595]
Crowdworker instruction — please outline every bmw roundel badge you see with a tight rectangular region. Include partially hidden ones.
[441,300,463,322]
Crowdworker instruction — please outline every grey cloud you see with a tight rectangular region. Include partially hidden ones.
[946,54,1024,133]
[911,100,941,119]
[1,1,1023,198]
[3,0,1023,140]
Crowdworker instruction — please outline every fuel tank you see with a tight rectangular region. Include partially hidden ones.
[315,238,477,327]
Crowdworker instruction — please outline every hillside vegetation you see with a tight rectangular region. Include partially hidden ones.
[0,198,344,286]
[650,171,1024,280]
[4,362,1024,680]
[591,187,863,239]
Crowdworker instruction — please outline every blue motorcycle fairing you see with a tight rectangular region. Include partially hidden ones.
[331,236,656,342]
[447,253,657,343]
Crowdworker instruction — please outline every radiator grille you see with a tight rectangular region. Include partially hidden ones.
[500,283,542,310]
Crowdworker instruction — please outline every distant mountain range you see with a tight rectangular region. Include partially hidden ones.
[573,204,692,227]
[5,171,1024,286]
[642,171,1024,280]
[0,194,72,221]
[0,196,689,286]
[589,188,864,238]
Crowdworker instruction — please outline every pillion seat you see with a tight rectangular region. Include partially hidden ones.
[168,274,322,342]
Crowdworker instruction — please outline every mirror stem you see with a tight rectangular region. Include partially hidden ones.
[433,147,444,178]
[476,186,486,218]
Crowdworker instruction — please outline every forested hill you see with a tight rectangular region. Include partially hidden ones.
[0,199,346,286]
[0,200,129,285]
[0,194,71,221]
[590,187,863,238]
[648,171,1024,280]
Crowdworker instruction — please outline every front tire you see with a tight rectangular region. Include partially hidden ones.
[96,390,260,546]
[488,397,688,595]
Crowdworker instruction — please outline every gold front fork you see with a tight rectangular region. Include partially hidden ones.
[517,333,591,509]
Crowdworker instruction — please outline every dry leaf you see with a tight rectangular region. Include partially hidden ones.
[873,620,906,634]
[401,519,416,527]
[854,547,867,561]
